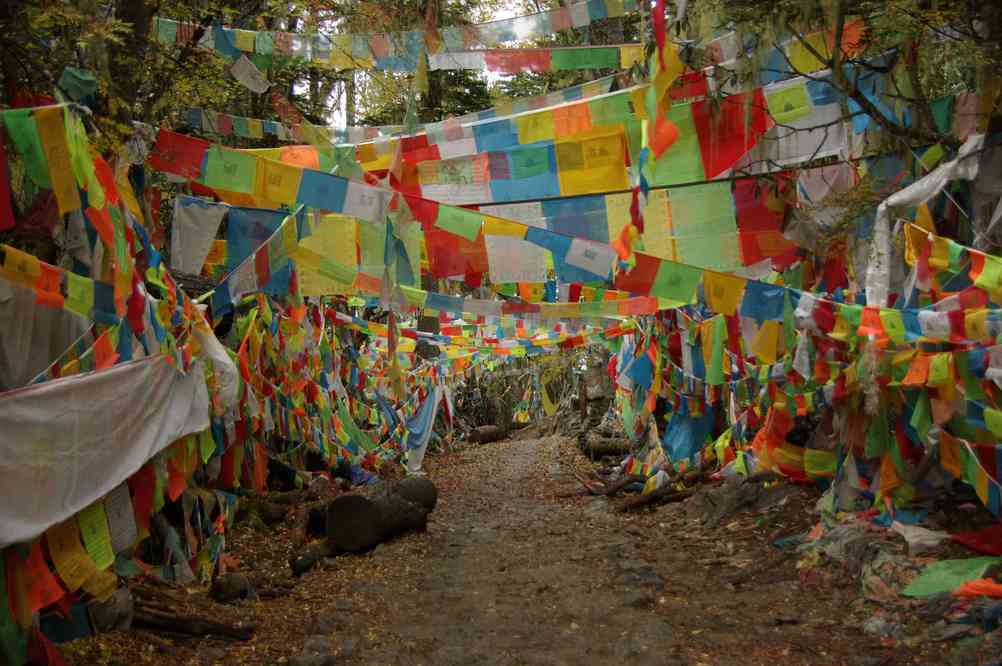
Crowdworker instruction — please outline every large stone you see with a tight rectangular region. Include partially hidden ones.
[210,572,256,603]
[87,587,133,633]
[290,635,337,666]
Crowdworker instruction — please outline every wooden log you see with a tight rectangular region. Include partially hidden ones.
[133,608,256,641]
[390,477,438,511]
[618,487,694,512]
[325,492,429,554]
[468,425,505,444]
[325,495,384,553]
[579,435,632,457]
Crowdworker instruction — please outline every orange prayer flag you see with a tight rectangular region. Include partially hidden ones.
[7,541,63,618]
[901,353,930,386]
[34,263,64,309]
[93,327,119,370]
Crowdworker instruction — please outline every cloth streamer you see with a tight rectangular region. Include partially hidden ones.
[404,386,443,474]
[0,355,210,548]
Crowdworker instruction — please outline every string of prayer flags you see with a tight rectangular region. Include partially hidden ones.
[153,0,641,71]
[428,44,644,73]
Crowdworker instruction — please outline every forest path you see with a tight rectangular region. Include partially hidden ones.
[329,435,941,666]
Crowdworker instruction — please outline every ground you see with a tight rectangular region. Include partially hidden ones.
[64,435,954,665]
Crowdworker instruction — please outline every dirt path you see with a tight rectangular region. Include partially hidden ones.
[67,435,951,665]
[295,436,946,666]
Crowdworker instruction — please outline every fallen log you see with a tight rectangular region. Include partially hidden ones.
[325,488,431,554]
[468,425,505,444]
[133,608,256,641]
[618,487,694,512]
[385,476,438,511]
[599,474,647,497]
[578,434,632,458]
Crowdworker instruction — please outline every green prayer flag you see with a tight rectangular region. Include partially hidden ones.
[783,292,797,350]
[510,145,550,179]
[2,109,50,188]
[155,17,178,44]
[707,315,726,386]
[199,428,216,464]
[650,261,702,303]
[77,502,115,570]
[986,408,1002,439]
[865,411,890,458]
[552,47,620,70]
[903,557,1002,597]
[0,555,27,666]
[879,309,906,344]
[587,90,634,125]
[435,205,482,241]
[910,392,932,441]
[65,272,94,318]
[766,82,812,125]
[200,146,257,194]
[927,353,951,386]
[643,104,705,186]
[974,255,1002,292]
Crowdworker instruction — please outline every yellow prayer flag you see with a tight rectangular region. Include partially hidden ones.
[915,203,935,232]
[46,519,98,592]
[556,126,629,197]
[483,216,526,237]
[751,320,781,363]
[703,271,746,316]
[786,32,830,73]
[293,214,357,295]
[515,112,555,144]
[967,309,989,341]
[36,106,81,215]
[620,45,645,69]
[255,158,303,208]
[233,29,256,52]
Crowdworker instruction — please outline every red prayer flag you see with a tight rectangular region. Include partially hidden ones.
[614,252,660,294]
[147,129,208,180]
[692,89,772,178]
[129,464,155,534]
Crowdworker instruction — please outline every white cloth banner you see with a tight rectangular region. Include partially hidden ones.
[230,54,271,93]
[0,280,89,391]
[485,235,549,283]
[170,196,227,274]
[565,237,615,278]
[0,355,210,548]
[429,52,487,71]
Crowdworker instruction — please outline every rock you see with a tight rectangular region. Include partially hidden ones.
[210,573,256,603]
[862,614,902,639]
[201,647,227,664]
[626,591,655,608]
[290,635,337,666]
[338,637,357,658]
[290,541,329,577]
[308,612,341,635]
[87,587,133,632]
